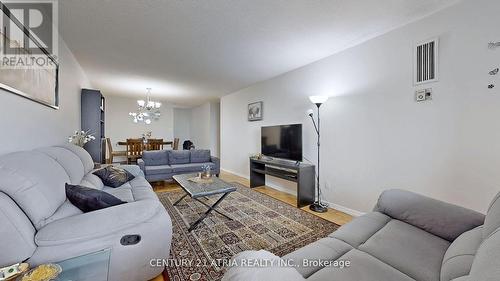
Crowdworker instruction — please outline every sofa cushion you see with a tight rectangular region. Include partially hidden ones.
[168,150,191,164]
[103,187,135,202]
[441,226,483,281]
[374,189,485,242]
[190,150,211,163]
[44,200,83,225]
[0,193,37,266]
[129,176,152,189]
[66,184,126,213]
[0,151,70,229]
[307,249,415,281]
[56,144,95,174]
[93,166,135,188]
[483,191,500,239]
[223,250,306,281]
[467,226,500,281]
[145,165,173,176]
[329,212,391,248]
[142,150,169,166]
[171,163,214,173]
[130,186,159,201]
[120,165,145,178]
[282,237,352,278]
[37,146,85,184]
[359,219,450,281]
[80,173,104,190]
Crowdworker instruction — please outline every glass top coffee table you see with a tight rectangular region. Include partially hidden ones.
[172,174,237,232]
[55,249,110,281]
[15,249,110,281]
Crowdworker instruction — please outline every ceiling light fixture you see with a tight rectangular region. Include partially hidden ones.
[129,88,161,124]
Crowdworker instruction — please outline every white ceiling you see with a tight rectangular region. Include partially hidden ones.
[59,0,459,107]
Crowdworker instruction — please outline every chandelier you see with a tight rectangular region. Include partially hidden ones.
[129,88,161,124]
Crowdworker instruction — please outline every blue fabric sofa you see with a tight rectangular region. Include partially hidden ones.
[137,149,220,182]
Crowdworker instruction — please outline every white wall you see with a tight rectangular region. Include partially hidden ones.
[173,108,192,145]
[221,0,500,215]
[210,102,221,157]
[0,38,92,155]
[190,103,211,149]
[105,95,174,155]
[189,102,220,156]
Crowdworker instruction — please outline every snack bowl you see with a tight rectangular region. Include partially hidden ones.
[19,264,62,281]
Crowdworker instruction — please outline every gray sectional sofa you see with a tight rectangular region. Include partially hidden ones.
[224,189,500,281]
[138,149,220,182]
[0,144,172,281]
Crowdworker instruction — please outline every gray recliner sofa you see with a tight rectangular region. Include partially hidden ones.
[0,144,172,281]
[224,189,500,281]
[138,149,220,182]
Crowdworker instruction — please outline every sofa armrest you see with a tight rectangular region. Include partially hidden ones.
[121,164,144,177]
[222,250,305,281]
[35,199,163,246]
[136,159,146,172]
[0,192,37,265]
[374,189,485,241]
[211,156,220,173]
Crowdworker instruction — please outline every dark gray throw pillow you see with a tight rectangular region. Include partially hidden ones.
[93,165,135,188]
[65,183,126,213]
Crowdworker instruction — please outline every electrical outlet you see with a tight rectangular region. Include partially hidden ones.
[415,88,432,102]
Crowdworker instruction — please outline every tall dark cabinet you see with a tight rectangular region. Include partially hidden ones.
[81,89,105,163]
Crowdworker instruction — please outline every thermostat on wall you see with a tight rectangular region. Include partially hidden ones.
[415,88,432,102]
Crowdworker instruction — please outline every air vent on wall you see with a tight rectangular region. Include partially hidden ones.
[414,38,438,85]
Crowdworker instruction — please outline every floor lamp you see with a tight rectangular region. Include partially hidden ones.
[307,95,329,213]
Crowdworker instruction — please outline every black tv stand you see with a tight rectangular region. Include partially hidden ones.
[249,157,315,208]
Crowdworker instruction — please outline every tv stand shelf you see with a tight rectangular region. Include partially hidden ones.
[250,157,315,208]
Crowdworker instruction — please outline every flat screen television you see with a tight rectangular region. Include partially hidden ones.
[261,124,302,162]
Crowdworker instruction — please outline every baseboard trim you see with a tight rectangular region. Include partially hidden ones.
[221,168,249,180]
[323,201,365,217]
[221,168,364,217]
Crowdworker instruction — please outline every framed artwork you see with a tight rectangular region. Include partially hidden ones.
[248,101,263,121]
[0,3,59,109]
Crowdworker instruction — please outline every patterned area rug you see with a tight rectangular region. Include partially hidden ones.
[158,183,339,281]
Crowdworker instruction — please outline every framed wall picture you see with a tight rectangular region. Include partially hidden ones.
[248,101,263,121]
[0,2,59,109]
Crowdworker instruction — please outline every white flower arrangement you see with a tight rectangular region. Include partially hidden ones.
[68,130,96,147]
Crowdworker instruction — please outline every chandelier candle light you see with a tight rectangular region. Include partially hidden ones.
[307,95,329,213]
[129,88,161,124]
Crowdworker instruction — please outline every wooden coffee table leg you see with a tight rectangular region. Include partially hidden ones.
[188,192,230,232]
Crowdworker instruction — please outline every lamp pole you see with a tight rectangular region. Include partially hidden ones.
[308,96,328,213]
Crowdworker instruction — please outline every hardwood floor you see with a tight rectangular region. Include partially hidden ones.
[149,170,353,281]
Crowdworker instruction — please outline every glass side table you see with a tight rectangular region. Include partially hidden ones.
[54,249,110,281]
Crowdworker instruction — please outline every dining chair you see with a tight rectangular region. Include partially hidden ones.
[106,138,127,164]
[126,139,143,164]
[146,139,164,151]
[172,138,180,150]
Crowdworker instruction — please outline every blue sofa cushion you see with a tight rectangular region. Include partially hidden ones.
[145,165,173,176]
[190,150,211,163]
[172,163,215,173]
[65,183,126,213]
[168,150,190,164]
[142,150,169,166]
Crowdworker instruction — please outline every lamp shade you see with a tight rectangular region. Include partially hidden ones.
[309,96,329,105]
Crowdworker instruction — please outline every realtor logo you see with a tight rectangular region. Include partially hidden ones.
[0,0,58,68]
